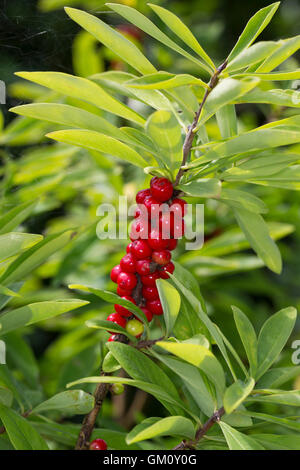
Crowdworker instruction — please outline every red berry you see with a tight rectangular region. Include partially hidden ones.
[120,253,136,273]
[160,212,174,239]
[152,250,171,266]
[115,295,136,317]
[136,188,151,204]
[117,285,132,296]
[117,271,137,290]
[159,262,175,279]
[168,239,177,251]
[140,307,153,322]
[126,242,134,253]
[150,177,173,202]
[170,198,187,217]
[110,264,121,283]
[130,218,148,241]
[89,438,107,450]
[173,219,185,239]
[130,240,152,260]
[108,334,118,342]
[143,195,161,218]
[142,285,159,300]
[106,313,127,331]
[146,299,163,315]
[148,228,169,250]
[136,259,152,276]
[141,271,160,286]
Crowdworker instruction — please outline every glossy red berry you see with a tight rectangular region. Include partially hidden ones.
[106,313,127,331]
[116,285,132,297]
[115,295,136,317]
[152,250,171,266]
[146,299,163,315]
[150,177,173,202]
[136,188,151,204]
[130,240,152,260]
[136,259,152,276]
[159,212,174,239]
[140,307,153,322]
[126,242,134,253]
[159,262,175,279]
[110,264,121,283]
[168,239,177,251]
[170,198,187,217]
[148,228,169,250]
[107,334,118,342]
[117,271,137,290]
[142,285,159,300]
[130,218,148,241]
[143,195,161,218]
[89,438,107,450]
[120,253,136,273]
[141,271,160,287]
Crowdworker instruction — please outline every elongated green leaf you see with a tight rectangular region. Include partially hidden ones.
[240,410,300,432]
[226,41,280,72]
[235,69,300,80]
[249,434,300,450]
[248,390,300,406]
[219,421,264,450]
[216,104,237,139]
[126,416,195,444]
[85,319,136,342]
[256,307,297,379]
[156,279,181,335]
[178,178,221,197]
[257,366,300,389]
[219,188,267,214]
[102,351,121,373]
[148,4,215,71]
[0,201,36,235]
[107,3,212,73]
[0,387,13,407]
[0,299,88,336]
[0,404,49,450]
[235,87,300,108]
[32,390,94,415]
[224,378,255,414]
[47,130,147,168]
[232,306,257,376]
[256,35,300,72]
[157,341,225,396]
[65,7,156,75]
[4,332,39,388]
[146,110,183,170]
[233,207,282,273]
[15,71,145,125]
[0,233,43,262]
[0,230,76,286]
[126,72,208,90]
[227,3,280,61]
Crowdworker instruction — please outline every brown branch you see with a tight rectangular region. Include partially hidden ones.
[174,61,227,187]
[135,336,164,349]
[173,406,225,450]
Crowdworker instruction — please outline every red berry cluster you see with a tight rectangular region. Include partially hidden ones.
[107,177,186,341]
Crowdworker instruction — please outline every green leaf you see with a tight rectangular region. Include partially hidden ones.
[232,306,257,377]
[247,390,300,406]
[32,390,94,415]
[102,351,121,373]
[216,104,237,139]
[15,71,145,125]
[235,69,300,80]
[0,299,88,336]
[106,3,213,73]
[65,7,156,75]
[227,3,280,62]
[156,279,181,336]
[85,319,136,342]
[219,421,264,450]
[240,410,300,432]
[0,387,13,407]
[256,35,300,72]
[146,110,183,171]
[47,130,147,168]
[224,378,255,414]
[0,201,36,235]
[226,41,280,72]
[4,332,39,388]
[69,284,148,325]
[249,434,300,450]
[148,4,215,71]
[157,341,225,396]
[0,230,77,286]
[126,72,208,90]
[178,178,221,197]
[256,307,297,379]
[233,207,282,273]
[256,366,300,389]
[236,87,300,108]
[0,404,49,450]
[0,233,43,262]
[219,188,268,214]
[126,416,195,444]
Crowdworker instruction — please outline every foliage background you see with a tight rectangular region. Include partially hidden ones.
[0,0,300,450]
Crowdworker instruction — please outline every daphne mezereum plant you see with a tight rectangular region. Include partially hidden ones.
[0,1,300,451]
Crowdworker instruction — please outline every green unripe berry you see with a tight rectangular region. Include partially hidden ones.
[111,383,124,395]
[126,319,144,338]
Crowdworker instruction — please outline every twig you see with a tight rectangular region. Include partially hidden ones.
[135,336,164,349]
[173,406,225,450]
[174,61,227,187]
